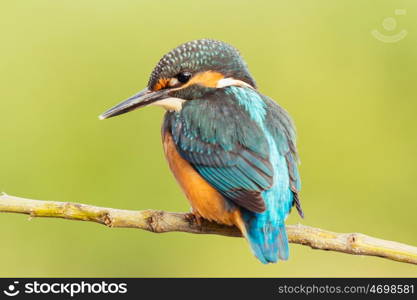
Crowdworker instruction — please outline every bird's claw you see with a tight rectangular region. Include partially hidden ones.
[184,212,203,227]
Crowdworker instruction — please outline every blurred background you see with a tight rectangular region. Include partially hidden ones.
[0,0,416,277]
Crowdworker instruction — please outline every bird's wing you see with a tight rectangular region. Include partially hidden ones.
[263,96,303,217]
[164,89,274,213]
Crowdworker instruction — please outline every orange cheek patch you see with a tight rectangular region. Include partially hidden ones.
[153,78,170,91]
[153,71,225,91]
[185,71,224,88]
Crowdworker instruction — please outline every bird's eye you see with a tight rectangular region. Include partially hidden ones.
[176,72,192,84]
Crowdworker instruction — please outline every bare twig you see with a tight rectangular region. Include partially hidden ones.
[1,193,416,265]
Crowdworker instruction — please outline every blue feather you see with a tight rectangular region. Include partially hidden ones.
[229,86,294,263]
[163,86,300,263]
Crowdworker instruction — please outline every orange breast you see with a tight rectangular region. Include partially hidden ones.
[163,132,245,229]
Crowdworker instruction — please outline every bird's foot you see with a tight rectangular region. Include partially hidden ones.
[184,211,203,227]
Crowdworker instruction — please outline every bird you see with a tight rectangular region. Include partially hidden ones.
[99,39,303,264]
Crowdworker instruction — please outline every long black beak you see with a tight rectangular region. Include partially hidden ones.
[99,88,169,120]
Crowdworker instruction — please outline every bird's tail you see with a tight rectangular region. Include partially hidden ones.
[235,211,289,264]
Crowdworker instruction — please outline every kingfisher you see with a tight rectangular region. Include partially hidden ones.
[99,39,303,264]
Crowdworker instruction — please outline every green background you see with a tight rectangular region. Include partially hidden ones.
[1,0,416,277]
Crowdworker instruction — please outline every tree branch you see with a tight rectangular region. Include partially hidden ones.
[1,193,416,265]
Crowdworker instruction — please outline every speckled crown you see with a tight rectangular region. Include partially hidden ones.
[148,39,256,89]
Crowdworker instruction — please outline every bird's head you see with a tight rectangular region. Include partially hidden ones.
[99,39,256,119]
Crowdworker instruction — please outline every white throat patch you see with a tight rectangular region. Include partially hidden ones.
[151,97,185,112]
